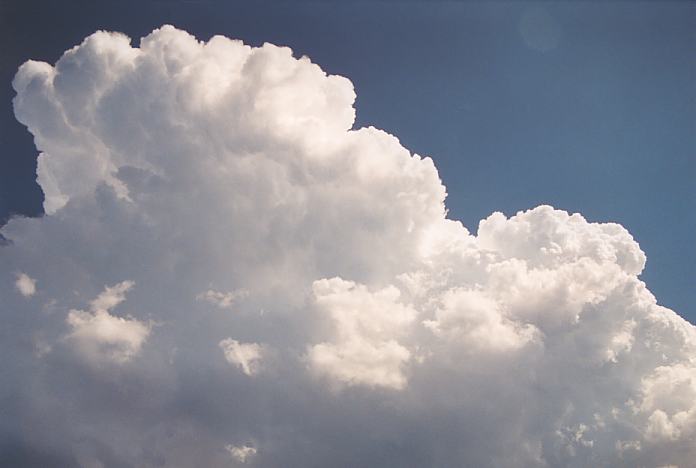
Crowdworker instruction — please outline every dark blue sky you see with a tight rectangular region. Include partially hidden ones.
[1,0,694,321]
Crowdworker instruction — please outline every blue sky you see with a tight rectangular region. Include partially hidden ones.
[2,0,694,321]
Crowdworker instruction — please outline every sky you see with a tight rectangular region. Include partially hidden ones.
[1,1,695,467]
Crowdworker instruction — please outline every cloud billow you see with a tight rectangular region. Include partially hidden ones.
[2,25,695,467]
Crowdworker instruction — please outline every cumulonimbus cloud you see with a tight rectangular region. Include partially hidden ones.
[2,25,694,467]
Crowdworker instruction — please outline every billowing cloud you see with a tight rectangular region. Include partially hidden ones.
[219,338,263,376]
[226,444,257,463]
[308,278,416,389]
[2,25,694,467]
[15,272,36,297]
[65,281,151,364]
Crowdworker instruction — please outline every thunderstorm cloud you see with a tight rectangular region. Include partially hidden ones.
[2,26,695,467]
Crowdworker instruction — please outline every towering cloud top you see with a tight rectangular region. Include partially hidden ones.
[2,26,694,467]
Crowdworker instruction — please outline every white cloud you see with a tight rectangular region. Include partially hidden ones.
[197,288,248,309]
[423,287,539,352]
[1,25,695,467]
[66,281,150,364]
[639,363,696,442]
[308,278,415,389]
[90,280,134,311]
[15,272,36,297]
[219,338,263,376]
[226,444,257,463]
